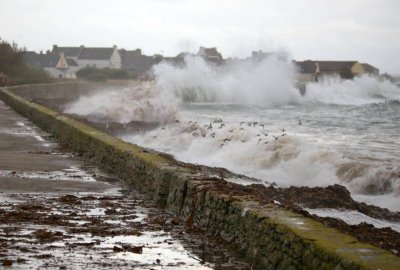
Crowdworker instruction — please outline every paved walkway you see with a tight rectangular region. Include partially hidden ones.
[0,100,249,269]
[0,99,115,194]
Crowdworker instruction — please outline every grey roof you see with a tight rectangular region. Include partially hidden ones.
[294,60,359,73]
[23,51,60,68]
[294,60,317,73]
[78,47,114,60]
[119,49,141,58]
[316,61,357,72]
[66,58,78,67]
[119,49,156,73]
[361,63,379,73]
[161,56,186,68]
[52,45,83,58]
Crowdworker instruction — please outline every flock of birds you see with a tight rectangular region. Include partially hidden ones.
[163,117,303,148]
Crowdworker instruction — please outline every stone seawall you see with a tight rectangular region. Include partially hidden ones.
[1,83,399,270]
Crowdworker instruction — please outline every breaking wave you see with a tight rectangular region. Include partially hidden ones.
[154,56,400,107]
[64,81,178,124]
[64,56,400,211]
[122,119,400,201]
[303,75,400,105]
[154,55,301,106]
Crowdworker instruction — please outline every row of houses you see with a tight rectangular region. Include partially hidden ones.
[23,45,227,79]
[24,45,121,79]
[23,45,380,81]
[294,60,379,83]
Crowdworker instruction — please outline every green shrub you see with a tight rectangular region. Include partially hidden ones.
[77,67,132,81]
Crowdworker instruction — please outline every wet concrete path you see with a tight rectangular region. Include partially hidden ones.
[0,100,250,269]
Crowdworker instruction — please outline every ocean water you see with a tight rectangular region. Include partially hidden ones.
[65,56,400,212]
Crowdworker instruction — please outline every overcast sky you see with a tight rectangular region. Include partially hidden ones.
[1,0,399,73]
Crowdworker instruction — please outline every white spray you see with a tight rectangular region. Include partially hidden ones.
[64,56,400,211]
[154,55,301,106]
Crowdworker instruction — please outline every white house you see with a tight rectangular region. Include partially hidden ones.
[77,46,121,69]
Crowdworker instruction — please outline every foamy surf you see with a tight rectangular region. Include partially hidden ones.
[303,75,400,105]
[64,55,400,213]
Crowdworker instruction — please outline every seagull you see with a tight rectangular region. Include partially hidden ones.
[207,122,213,130]
[272,135,279,140]
[219,123,225,129]
[281,127,285,132]
[257,138,262,145]
[223,137,231,142]
[298,119,302,125]
[210,132,216,138]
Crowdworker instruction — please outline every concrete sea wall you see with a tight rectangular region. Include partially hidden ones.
[1,83,399,269]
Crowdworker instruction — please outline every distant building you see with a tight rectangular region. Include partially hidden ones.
[293,60,319,83]
[391,74,400,87]
[251,51,288,62]
[77,46,121,69]
[361,63,379,76]
[119,49,157,75]
[294,60,380,83]
[197,47,223,64]
[23,51,78,79]
[315,61,362,78]
[159,52,195,68]
[52,45,84,62]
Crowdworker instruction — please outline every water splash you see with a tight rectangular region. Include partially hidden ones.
[154,55,301,106]
[304,75,400,105]
[64,81,178,124]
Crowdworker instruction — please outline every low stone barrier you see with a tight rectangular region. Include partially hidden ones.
[1,84,399,269]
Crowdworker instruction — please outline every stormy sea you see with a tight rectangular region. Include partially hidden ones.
[64,56,400,231]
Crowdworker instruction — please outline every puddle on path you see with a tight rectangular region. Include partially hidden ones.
[0,168,97,182]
